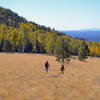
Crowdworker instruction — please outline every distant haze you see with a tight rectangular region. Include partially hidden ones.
[80,28,100,31]
[60,30,100,41]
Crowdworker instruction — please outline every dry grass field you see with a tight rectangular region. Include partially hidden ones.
[0,53,100,100]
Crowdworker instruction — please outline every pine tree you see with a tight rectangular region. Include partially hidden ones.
[78,41,90,61]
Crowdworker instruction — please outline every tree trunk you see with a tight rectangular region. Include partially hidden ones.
[22,43,25,53]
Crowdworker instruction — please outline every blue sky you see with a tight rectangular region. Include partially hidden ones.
[1,0,100,30]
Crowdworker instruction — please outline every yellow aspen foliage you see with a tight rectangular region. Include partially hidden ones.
[95,46,100,56]
[89,46,95,56]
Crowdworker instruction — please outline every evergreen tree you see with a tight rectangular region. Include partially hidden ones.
[78,41,90,61]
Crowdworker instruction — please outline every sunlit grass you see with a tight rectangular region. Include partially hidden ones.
[0,53,100,100]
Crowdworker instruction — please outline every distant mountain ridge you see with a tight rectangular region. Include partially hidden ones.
[59,28,100,32]
[80,28,100,31]
[60,30,100,41]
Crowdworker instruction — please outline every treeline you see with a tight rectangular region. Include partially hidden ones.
[0,23,100,57]
[0,23,60,54]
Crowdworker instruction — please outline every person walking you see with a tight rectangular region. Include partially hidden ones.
[60,64,65,74]
[45,60,50,72]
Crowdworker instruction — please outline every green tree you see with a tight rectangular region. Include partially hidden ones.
[55,37,71,64]
[78,41,90,61]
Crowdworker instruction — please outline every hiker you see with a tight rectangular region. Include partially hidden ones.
[60,64,65,74]
[45,60,50,72]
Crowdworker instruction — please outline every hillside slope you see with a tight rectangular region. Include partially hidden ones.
[0,53,100,100]
[0,7,51,31]
[0,7,27,27]
[0,7,100,57]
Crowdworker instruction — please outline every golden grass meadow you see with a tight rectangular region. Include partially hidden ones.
[0,53,100,100]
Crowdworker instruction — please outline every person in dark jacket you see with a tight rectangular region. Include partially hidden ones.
[60,64,65,74]
[45,60,50,72]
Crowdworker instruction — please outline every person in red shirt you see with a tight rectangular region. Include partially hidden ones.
[60,64,65,74]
